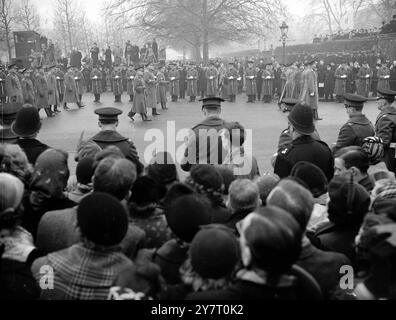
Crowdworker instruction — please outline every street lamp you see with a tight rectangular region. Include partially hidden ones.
[280,21,289,65]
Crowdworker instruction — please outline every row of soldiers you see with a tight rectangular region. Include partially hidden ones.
[1,63,85,117]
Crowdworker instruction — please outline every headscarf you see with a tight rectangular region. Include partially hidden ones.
[29,149,70,210]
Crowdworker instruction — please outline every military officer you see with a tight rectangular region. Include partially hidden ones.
[90,65,103,102]
[46,65,60,114]
[89,107,144,175]
[73,67,85,106]
[333,93,375,155]
[375,88,396,172]
[0,103,22,144]
[356,62,373,97]
[168,63,180,102]
[157,66,168,109]
[300,60,320,120]
[54,65,65,104]
[245,60,256,103]
[0,65,7,103]
[35,66,53,117]
[261,63,274,103]
[334,63,348,103]
[274,103,334,181]
[126,65,136,102]
[63,66,82,110]
[377,62,390,92]
[128,65,151,122]
[206,62,218,97]
[111,66,123,102]
[144,64,160,116]
[21,69,35,106]
[181,97,228,172]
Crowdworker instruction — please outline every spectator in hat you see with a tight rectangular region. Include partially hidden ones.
[185,165,231,223]
[225,179,261,231]
[0,103,22,144]
[334,146,374,192]
[274,103,334,181]
[0,144,33,187]
[181,97,229,172]
[66,157,95,203]
[189,207,302,300]
[31,192,134,300]
[161,225,240,300]
[362,136,395,182]
[0,173,41,300]
[308,176,371,264]
[12,104,51,165]
[150,194,213,285]
[128,176,172,249]
[290,161,329,228]
[22,149,76,239]
[36,157,145,259]
[219,122,260,180]
[267,179,351,298]
[333,94,375,155]
[88,107,144,175]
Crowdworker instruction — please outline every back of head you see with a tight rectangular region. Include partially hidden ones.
[0,173,25,230]
[290,161,328,198]
[93,157,137,200]
[190,226,240,279]
[76,157,96,185]
[147,151,178,186]
[228,179,260,212]
[94,145,125,163]
[243,206,302,275]
[130,176,161,206]
[165,194,212,243]
[339,148,370,174]
[254,174,280,205]
[328,176,370,227]
[267,178,314,230]
[77,192,128,246]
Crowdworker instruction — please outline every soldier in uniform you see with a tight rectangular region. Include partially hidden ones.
[168,63,180,102]
[90,65,102,103]
[181,97,228,172]
[274,103,334,181]
[89,107,144,175]
[334,63,348,103]
[300,60,320,120]
[126,65,136,102]
[20,69,35,106]
[128,66,151,122]
[377,62,390,92]
[226,62,238,102]
[157,66,168,109]
[0,103,22,144]
[144,64,160,116]
[186,64,198,102]
[63,66,83,110]
[73,67,85,106]
[0,65,7,103]
[5,64,23,104]
[111,66,123,103]
[324,64,335,102]
[35,67,53,117]
[206,62,218,98]
[245,60,256,103]
[356,62,373,97]
[46,65,60,114]
[333,94,375,154]
[261,63,274,103]
[375,88,396,173]
[82,64,92,93]
[54,65,65,104]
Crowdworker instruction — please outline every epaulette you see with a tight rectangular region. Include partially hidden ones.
[279,144,293,155]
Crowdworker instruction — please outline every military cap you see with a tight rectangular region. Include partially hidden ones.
[94,107,123,122]
[18,68,27,74]
[377,88,396,100]
[343,93,367,107]
[199,97,224,110]
[0,103,22,122]
[7,63,16,70]
[282,98,299,107]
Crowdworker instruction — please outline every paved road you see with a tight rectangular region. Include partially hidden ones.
[34,92,381,175]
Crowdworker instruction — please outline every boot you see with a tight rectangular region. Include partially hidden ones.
[142,113,152,121]
[128,111,135,121]
[54,105,61,113]
[45,107,54,117]
[63,103,70,110]
[152,108,160,116]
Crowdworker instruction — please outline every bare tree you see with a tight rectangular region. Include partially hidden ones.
[105,0,285,63]
[0,0,15,61]
[53,0,80,52]
[15,0,40,31]
[369,0,396,22]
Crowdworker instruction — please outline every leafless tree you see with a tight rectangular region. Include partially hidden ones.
[0,0,15,61]
[15,0,40,32]
[53,0,80,52]
[105,0,285,62]
[369,0,396,22]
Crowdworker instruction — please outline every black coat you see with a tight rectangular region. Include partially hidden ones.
[390,67,396,91]
[90,130,144,174]
[274,135,334,182]
[16,138,50,165]
[324,69,335,94]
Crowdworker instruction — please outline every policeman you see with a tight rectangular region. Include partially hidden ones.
[0,102,22,144]
[89,107,144,174]
[181,97,228,172]
[375,88,396,172]
[274,103,334,181]
[333,93,375,155]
